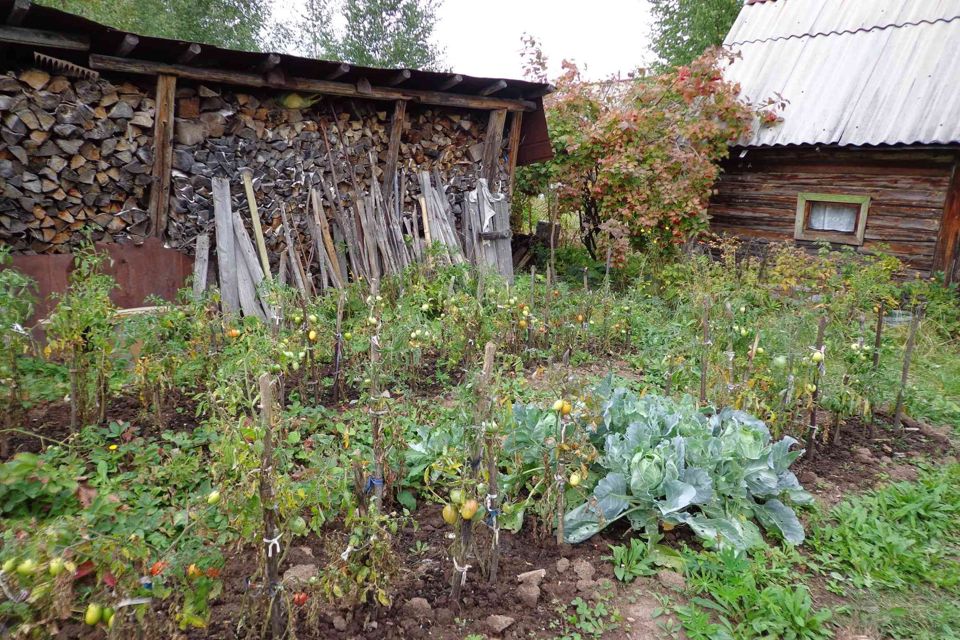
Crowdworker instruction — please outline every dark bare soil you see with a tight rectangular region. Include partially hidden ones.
[4,390,200,460]
[11,386,957,639]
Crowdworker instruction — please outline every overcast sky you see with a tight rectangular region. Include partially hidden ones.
[274,0,654,81]
[434,0,654,80]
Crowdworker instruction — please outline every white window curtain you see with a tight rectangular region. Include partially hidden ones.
[809,202,856,232]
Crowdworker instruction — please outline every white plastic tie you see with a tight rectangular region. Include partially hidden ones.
[263,532,282,558]
[340,544,354,561]
[485,493,498,510]
[452,558,471,586]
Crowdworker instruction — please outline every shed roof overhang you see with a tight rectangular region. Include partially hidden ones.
[0,0,555,164]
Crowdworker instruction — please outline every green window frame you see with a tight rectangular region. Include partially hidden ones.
[794,192,870,246]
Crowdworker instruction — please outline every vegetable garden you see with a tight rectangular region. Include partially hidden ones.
[1,234,958,640]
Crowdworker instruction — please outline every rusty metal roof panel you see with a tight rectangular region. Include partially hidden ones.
[724,0,960,147]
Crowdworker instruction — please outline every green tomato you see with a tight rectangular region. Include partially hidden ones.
[206,490,221,505]
[84,603,102,626]
[290,516,308,536]
[773,355,788,368]
[16,559,37,576]
[2,557,16,573]
[449,489,464,505]
[48,558,65,576]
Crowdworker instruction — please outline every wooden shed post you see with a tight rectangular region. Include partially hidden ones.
[480,109,507,190]
[506,112,523,199]
[148,73,176,239]
[381,99,407,208]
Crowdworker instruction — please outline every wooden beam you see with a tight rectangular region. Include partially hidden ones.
[437,74,463,91]
[386,69,411,86]
[325,63,350,80]
[381,99,407,206]
[255,53,281,73]
[506,111,524,199]
[89,54,537,112]
[481,109,508,188]
[176,43,201,64]
[114,33,139,57]
[479,79,507,96]
[148,74,176,240]
[0,24,89,51]
[6,0,30,26]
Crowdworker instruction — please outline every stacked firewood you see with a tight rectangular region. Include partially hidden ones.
[0,68,155,253]
[168,86,509,265]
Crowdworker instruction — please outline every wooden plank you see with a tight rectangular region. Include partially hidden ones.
[89,54,538,112]
[192,233,210,299]
[240,169,272,280]
[235,240,266,321]
[381,100,406,207]
[492,196,514,283]
[148,73,176,239]
[278,204,308,296]
[231,205,272,318]
[212,177,240,314]
[311,187,344,287]
[0,24,89,50]
[480,109,508,188]
[506,112,523,199]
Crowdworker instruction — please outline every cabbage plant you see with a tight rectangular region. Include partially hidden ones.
[559,382,812,549]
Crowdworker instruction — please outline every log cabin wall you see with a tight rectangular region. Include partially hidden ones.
[708,147,959,275]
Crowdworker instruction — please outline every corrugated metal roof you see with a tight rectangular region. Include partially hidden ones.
[724,0,960,147]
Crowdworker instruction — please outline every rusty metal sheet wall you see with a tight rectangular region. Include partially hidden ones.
[5,238,193,324]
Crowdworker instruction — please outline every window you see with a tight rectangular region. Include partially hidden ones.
[794,192,870,245]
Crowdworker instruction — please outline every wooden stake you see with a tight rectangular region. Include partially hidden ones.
[258,373,285,639]
[192,233,209,299]
[893,304,923,431]
[804,316,827,460]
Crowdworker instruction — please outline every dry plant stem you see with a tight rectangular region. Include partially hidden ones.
[527,265,536,351]
[893,305,923,431]
[68,359,79,430]
[258,373,284,639]
[700,296,711,406]
[804,316,827,461]
[332,292,346,403]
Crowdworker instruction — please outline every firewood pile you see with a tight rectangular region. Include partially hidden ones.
[168,85,509,270]
[0,68,155,253]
